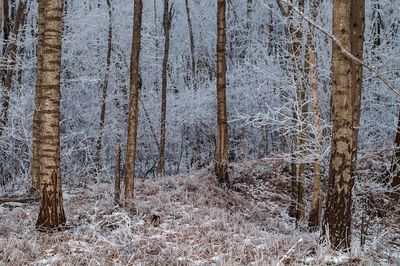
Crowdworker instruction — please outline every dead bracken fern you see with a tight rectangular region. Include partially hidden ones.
[1,160,399,265]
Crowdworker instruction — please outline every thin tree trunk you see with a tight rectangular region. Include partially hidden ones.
[323,0,355,251]
[95,0,113,172]
[215,0,229,186]
[307,0,321,230]
[294,0,307,223]
[35,0,66,229]
[2,0,10,54]
[276,0,306,221]
[0,1,3,36]
[246,0,252,30]
[0,0,26,136]
[391,110,400,190]
[184,0,196,90]
[350,0,365,173]
[158,0,171,176]
[114,145,121,205]
[267,7,273,56]
[307,32,322,229]
[124,0,143,212]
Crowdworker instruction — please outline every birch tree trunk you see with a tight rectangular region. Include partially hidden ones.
[323,0,355,251]
[124,0,143,212]
[215,0,229,186]
[35,0,66,229]
[32,0,46,193]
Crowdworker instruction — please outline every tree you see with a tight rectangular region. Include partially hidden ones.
[307,0,322,229]
[2,0,11,53]
[35,0,66,229]
[276,0,307,222]
[215,0,229,186]
[184,0,196,89]
[0,0,27,136]
[124,0,143,212]
[323,0,363,251]
[32,0,46,193]
[350,0,365,171]
[391,110,400,191]
[95,0,113,173]
[158,0,172,176]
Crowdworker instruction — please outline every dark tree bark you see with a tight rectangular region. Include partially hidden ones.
[124,0,143,212]
[2,0,11,53]
[391,111,400,190]
[184,0,196,89]
[114,145,121,205]
[158,0,171,176]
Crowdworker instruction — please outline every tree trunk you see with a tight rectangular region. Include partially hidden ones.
[124,0,143,212]
[371,3,382,54]
[95,0,113,173]
[32,0,47,194]
[350,0,365,174]
[0,0,26,136]
[307,35,322,230]
[184,0,196,90]
[158,0,171,176]
[215,0,229,186]
[2,0,10,53]
[278,0,306,222]
[114,145,121,205]
[35,0,66,229]
[246,0,252,30]
[267,7,273,56]
[391,110,400,189]
[307,0,322,230]
[323,0,355,251]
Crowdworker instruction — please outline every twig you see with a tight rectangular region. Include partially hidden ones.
[277,0,400,97]
[277,238,303,265]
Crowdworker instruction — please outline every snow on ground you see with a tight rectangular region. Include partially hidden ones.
[0,159,399,265]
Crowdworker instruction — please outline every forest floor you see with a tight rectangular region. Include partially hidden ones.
[0,158,399,265]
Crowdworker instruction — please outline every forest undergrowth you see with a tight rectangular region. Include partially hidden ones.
[0,158,399,265]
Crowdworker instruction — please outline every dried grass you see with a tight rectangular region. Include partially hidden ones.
[0,159,399,265]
